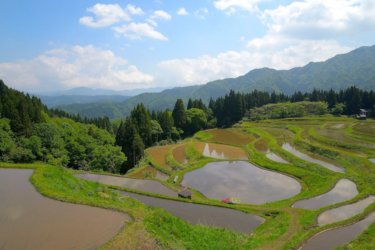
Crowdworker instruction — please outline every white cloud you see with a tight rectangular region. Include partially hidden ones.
[213,0,265,13]
[156,1,375,86]
[177,8,189,16]
[125,4,144,16]
[0,45,154,91]
[157,39,352,86]
[113,22,168,41]
[79,4,131,28]
[262,0,375,39]
[151,10,172,20]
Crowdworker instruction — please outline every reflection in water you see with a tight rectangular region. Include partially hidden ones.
[203,143,226,159]
[369,158,375,163]
[0,169,127,250]
[266,150,289,164]
[183,161,301,204]
[118,190,264,233]
[301,212,375,250]
[76,173,177,197]
[293,179,358,210]
[282,143,344,173]
[318,195,375,225]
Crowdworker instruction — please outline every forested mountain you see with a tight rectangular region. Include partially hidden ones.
[0,80,125,172]
[58,45,375,119]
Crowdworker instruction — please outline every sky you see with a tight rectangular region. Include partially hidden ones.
[0,0,375,92]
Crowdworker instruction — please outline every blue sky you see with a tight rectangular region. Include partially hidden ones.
[1,0,374,92]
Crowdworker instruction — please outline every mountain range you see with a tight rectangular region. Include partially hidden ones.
[50,45,375,119]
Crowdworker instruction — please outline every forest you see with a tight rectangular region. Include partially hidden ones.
[1,79,374,173]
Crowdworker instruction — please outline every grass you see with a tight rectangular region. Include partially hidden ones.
[203,128,255,146]
[2,117,375,249]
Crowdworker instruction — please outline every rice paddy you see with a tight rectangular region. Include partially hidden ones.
[2,116,374,249]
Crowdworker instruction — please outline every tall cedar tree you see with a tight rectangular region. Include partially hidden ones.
[115,118,144,172]
[172,99,187,130]
[130,104,152,147]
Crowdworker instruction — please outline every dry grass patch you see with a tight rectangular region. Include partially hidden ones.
[206,128,254,146]
[172,144,187,164]
[195,142,248,160]
[255,139,268,152]
[127,165,158,179]
[146,145,175,171]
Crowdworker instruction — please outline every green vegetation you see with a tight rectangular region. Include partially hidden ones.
[1,79,375,249]
[57,45,375,119]
[247,101,328,120]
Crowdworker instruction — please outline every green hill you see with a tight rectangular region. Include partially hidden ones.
[59,45,375,119]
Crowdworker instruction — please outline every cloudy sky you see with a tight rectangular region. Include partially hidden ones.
[1,0,374,92]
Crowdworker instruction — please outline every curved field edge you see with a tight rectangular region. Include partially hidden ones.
[1,117,374,250]
[0,162,288,250]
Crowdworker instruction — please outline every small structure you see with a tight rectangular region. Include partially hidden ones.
[357,109,369,120]
[221,197,241,204]
[178,187,192,199]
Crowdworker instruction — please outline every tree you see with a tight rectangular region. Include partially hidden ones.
[172,99,187,130]
[158,110,174,139]
[331,103,345,116]
[185,108,207,135]
[131,104,152,146]
[116,118,144,172]
[90,145,126,173]
[150,119,163,143]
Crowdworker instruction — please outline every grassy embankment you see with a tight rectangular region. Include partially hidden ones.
[1,116,374,249]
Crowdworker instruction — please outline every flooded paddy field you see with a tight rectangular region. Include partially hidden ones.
[282,143,344,173]
[318,196,375,225]
[293,179,358,210]
[196,142,248,160]
[0,169,127,250]
[76,173,177,197]
[118,190,264,233]
[301,212,375,250]
[183,161,301,204]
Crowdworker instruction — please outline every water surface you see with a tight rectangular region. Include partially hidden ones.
[183,161,301,204]
[369,158,375,163]
[0,169,127,250]
[76,173,176,197]
[293,179,358,210]
[118,190,263,233]
[301,211,375,250]
[266,150,289,164]
[282,143,344,173]
[318,195,375,225]
[197,142,248,160]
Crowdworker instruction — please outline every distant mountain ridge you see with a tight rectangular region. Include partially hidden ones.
[57,45,375,119]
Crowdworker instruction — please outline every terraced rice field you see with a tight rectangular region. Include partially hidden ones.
[8,117,373,250]
[145,144,175,171]
[195,141,248,160]
[205,128,255,146]
[172,144,187,164]
[126,165,169,181]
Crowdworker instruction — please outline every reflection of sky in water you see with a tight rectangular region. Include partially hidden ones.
[266,150,288,164]
[369,158,375,163]
[282,143,344,173]
[183,161,301,204]
[294,179,358,209]
[318,196,375,225]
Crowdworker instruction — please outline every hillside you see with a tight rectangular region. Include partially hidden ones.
[58,45,375,119]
